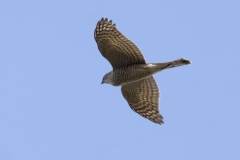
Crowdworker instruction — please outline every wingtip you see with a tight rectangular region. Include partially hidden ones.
[150,114,164,125]
[155,118,164,125]
[97,17,116,28]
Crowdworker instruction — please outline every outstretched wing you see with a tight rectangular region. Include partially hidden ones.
[94,18,146,69]
[121,76,164,124]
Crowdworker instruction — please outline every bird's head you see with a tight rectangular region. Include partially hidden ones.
[101,72,113,85]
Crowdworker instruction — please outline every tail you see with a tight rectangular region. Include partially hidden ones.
[154,58,191,70]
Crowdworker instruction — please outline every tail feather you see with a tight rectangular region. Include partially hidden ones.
[153,58,191,71]
[165,58,191,69]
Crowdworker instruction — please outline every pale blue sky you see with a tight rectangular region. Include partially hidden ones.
[1,0,240,160]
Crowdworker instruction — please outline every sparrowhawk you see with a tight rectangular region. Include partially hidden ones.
[94,18,191,124]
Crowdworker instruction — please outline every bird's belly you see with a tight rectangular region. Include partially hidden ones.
[113,66,153,86]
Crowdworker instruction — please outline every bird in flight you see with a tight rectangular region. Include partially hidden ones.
[94,18,191,124]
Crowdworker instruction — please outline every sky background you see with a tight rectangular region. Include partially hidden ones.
[0,0,240,160]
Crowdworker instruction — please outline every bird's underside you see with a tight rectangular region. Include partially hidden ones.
[105,58,191,86]
[94,17,191,125]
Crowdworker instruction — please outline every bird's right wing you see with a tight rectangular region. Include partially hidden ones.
[121,76,164,124]
[94,18,146,69]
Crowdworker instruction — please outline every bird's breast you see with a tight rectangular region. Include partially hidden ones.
[111,64,155,86]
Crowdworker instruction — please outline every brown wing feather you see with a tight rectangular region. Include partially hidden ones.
[94,18,146,69]
[121,76,164,124]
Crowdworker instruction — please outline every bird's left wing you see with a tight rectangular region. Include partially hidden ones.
[94,18,146,69]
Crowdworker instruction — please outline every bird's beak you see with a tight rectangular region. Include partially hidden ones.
[101,81,104,84]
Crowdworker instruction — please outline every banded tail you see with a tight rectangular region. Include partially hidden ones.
[153,58,191,70]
